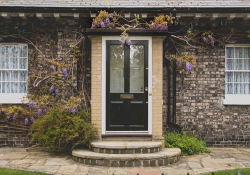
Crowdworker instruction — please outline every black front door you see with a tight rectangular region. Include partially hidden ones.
[106,40,148,131]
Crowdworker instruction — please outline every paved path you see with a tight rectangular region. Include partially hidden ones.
[0,147,249,175]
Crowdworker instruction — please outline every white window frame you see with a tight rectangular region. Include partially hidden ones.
[224,44,250,105]
[0,43,28,104]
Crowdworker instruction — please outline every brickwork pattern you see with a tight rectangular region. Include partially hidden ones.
[163,46,250,147]
[152,37,164,137]
[90,36,102,136]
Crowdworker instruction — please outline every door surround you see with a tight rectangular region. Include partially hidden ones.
[102,36,153,135]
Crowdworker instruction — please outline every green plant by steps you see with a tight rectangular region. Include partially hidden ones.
[30,107,97,153]
[164,132,211,156]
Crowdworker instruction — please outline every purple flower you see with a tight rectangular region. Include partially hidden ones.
[208,35,213,41]
[105,17,110,26]
[38,109,43,116]
[29,102,37,108]
[31,117,35,123]
[33,103,37,108]
[100,21,105,28]
[13,114,17,122]
[178,61,182,68]
[25,118,28,125]
[91,23,95,29]
[69,107,77,114]
[62,68,67,78]
[50,85,55,93]
[29,102,34,108]
[121,40,126,45]
[203,37,207,43]
[126,39,132,46]
[156,24,162,29]
[55,89,59,95]
[185,62,193,72]
[52,65,56,72]
[211,40,215,47]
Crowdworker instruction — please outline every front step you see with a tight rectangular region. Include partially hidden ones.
[91,141,162,154]
[72,148,181,167]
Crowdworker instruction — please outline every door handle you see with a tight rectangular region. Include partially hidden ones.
[145,87,148,91]
[149,93,152,96]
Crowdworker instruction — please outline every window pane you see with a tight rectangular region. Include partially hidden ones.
[1,58,9,69]
[226,59,234,70]
[10,46,18,57]
[243,47,250,58]
[2,46,9,57]
[110,45,124,93]
[19,46,27,57]
[130,45,144,93]
[234,72,242,82]
[19,58,27,69]
[243,84,250,94]
[2,71,10,81]
[10,58,18,69]
[19,82,27,93]
[234,83,243,94]
[11,82,18,93]
[2,82,10,93]
[235,47,243,58]
[226,47,234,58]
[19,71,28,81]
[243,59,250,70]
[243,72,250,82]
[235,59,243,70]
[11,71,19,81]
[225,72,233,82]
[225,83,233,94]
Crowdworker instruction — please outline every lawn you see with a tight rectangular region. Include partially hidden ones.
[204,168,250,175]
[0,168,46,175]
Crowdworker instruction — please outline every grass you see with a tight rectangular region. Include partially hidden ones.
[0,168,47,175]
[204,168,250,175]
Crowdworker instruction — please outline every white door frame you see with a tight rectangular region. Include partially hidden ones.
[101,36,152,134]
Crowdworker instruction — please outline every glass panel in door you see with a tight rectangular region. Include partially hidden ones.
[110,45,124,93]
[130,45,144,93]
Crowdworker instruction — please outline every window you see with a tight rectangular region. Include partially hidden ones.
[0,44,28,104]
[224,45,250,105]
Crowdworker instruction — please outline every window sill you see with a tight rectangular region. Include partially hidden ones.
[224,94,250,105]
[0,93,27,104]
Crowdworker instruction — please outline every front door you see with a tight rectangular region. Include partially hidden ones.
[106,40,148,131]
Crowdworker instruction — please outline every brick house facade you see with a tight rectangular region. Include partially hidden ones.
[0,0,250,148]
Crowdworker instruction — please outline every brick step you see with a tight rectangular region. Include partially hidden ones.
[72,148,181,167]
[91,141,162,154]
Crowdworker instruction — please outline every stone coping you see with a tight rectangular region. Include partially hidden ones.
[91,141,162,149]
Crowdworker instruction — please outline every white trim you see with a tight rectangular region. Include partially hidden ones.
[0,93,27,104]
[101,36,152,134]
[224,94,250,105]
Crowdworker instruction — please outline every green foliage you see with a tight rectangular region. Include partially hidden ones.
[164,132,211,156]
[30,107,97,153]
[204,168,250,175]
[0,168,46,175]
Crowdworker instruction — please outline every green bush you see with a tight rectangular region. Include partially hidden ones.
[30,107,97,153]
[164,132,211,156]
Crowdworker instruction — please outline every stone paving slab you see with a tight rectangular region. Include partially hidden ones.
[0,147,249,175]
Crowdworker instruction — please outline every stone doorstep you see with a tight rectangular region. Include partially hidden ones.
[91,141,162,149]
[91,141,162,154]
[72,148,181,167]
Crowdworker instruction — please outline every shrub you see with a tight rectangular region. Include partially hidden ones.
[30,107,97,153]
[164,132,211,156]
